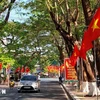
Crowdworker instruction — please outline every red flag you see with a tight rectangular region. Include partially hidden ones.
[70,45,79,67]
[79,31,93,59]
[15,67,20,73]
[0,63,2,70]
[25,67,30,73]
[79,8,100,59]
[87,8,100,41]
[21,67,25,73]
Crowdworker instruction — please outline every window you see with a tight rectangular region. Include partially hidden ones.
[21,76,37,81]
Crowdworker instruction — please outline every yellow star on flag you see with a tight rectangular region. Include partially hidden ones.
[91,19,100,31]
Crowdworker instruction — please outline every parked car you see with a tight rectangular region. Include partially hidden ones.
[17,75,40,93]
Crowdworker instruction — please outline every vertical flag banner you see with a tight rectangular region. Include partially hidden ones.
[80,31,93,59]
[21,67,25,73]
[80,7,100,59]
[70,45,79,67]
[64,58,77,81]
[25,67,30,73]
[0,63,2,71]
[15,67,20,73]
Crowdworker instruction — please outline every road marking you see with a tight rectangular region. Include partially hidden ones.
[15,95,23,100]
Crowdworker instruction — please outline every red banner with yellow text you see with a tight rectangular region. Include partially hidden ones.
[64,58,77,81]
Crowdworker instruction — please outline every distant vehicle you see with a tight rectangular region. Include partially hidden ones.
[17,75,40,93]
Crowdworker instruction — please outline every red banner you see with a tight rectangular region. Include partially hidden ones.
[0,63,2,70]
[21,67,25,73]
[25,67,30,73]
[15,67,20,73]
[64,58,77,80]
[47,65,59,73]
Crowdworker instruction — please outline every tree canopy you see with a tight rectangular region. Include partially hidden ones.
[0,0,100,74]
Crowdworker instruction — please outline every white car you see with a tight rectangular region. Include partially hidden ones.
[17,75,40,93]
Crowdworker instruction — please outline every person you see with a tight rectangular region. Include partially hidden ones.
[59,76,62,83]
[9,75,15,88]
[1,74,4,84]
[37,73,40,80]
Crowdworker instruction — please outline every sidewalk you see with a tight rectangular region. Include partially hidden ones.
[62,83,100,100]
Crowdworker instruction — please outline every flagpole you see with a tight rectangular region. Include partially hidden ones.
[93,41,98,100]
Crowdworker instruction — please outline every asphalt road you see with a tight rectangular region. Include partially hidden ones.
[0,78,69,100]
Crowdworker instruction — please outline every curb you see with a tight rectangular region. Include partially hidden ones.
[62,83,80,100]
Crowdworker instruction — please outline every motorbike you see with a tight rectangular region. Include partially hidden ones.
[59,76,63,84]
[9,80,15,88]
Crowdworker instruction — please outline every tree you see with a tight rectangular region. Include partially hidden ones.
[0,0,16,29]
[80,0,100,96]
[46,0,100,96]
[1,0,100,96]
[0,0,62,72]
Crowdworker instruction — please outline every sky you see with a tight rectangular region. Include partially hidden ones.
[9,9,29,22]
[9,0,30,22]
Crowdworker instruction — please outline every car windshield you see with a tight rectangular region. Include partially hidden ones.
[21,76,37,81]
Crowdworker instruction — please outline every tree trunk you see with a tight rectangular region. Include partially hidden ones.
[81,0,93,26]
[96,39,100,76]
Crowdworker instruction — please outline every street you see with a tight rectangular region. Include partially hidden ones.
[0,78,69,100]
